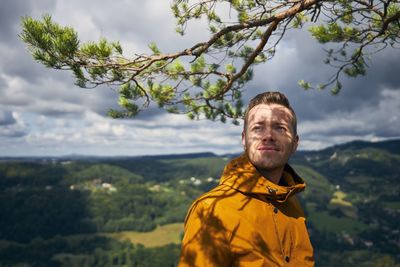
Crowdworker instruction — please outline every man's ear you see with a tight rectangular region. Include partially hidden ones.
[292,135,299,154]
[241,131,246,149]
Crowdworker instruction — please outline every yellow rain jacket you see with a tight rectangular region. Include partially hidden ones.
[179,154,314,267]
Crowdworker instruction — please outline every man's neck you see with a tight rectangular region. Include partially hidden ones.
[256,167,284,185]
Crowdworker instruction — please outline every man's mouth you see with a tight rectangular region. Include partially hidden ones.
[258,146,279,151]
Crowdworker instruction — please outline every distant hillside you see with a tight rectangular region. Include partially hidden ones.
[330,139,400,155]
[0,139,399,267]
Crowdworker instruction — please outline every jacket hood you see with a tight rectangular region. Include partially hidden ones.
[219,153,306,202]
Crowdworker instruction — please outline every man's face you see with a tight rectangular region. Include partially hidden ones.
[242,103,299,173]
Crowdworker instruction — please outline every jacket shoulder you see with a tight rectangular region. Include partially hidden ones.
[184,184,235,224]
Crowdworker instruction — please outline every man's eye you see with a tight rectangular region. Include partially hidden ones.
[275,126,286,132]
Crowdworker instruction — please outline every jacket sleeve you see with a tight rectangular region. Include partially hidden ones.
[178,199,233,267]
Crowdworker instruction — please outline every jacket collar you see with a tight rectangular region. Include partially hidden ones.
[219,153,306,202]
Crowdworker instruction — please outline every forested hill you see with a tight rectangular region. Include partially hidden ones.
[0,139,399,266]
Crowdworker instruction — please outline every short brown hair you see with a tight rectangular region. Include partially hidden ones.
[244,91,297,135]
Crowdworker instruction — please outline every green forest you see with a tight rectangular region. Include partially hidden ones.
[0,140,399,266]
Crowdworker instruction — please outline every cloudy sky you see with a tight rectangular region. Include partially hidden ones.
[1,0,399,157]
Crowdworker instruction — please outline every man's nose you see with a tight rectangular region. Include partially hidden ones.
[261,127,275,141]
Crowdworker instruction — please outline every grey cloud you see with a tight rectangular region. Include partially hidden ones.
[0,127,27,138]
[299,89,400,143]
[83,87,124,117]
[31,106,83,118]
[0,110,16,126]
[0,0,57,85]
[0,74,7,91]
[291,28,400,109]
[0,0,55,45]
[0,111,27,138]
[1,46,51,85]
[133,105,177,122]
[87,1,199,51]
[0,0,30,43]
[243,25,400,127]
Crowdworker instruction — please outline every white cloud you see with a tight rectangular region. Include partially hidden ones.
[7,109,242,156]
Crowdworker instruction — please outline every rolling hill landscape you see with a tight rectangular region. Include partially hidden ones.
[0,139,399,266]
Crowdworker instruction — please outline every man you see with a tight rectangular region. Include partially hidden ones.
[179,92,314,266]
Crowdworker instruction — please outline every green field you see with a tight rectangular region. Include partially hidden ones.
[105,223,184,247]
[307,204,367,234]
[330,190,352,207]
[383,201,400,210]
